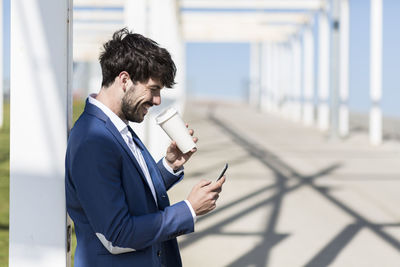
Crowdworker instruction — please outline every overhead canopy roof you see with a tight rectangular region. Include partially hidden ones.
[180,0,326,10]
[182,11,311,42]
[73,0,322,60]
[74,0,124,7]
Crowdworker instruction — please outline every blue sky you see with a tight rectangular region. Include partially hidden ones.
[186,0,400,118]
[186,42,250,101]
[3,0,400,117]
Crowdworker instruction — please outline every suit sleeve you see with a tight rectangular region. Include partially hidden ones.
[157,159,184,191]
[69,136,194,253]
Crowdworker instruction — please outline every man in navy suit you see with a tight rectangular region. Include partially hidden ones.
[65,28,225,267]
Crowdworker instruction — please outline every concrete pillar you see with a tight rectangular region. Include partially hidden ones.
[285,42,293,118]
[273,43,281,113]
[339,0,350,137]
[149,0,185,111]
[125,0,148,36]
[125,0,185,160]
[124,0,149,146]
[302,25,315,126]
[370,0,383,145]
[249,42,261,108]
[126,0,186,160]
[266,42,274,113]
[330,0,340,139]
[287,43,294,118]
[72,61,88,98]
[88,61,102,95]
[0,0,3,128]
[318,10,330,131]
[270,43,277,112]
[10,1,72,266]
[282,43,291,118]
[262,42,272,112]
[149,0,186,159]
[260,42,270,113]
[280,44,287,117]
[292,37,302,122]
[289,41,297,119]
[277,43,285,115]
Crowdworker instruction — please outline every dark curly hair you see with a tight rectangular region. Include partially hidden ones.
[99,28,176,88]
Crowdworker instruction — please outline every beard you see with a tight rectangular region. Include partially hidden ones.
[121,89,144,123]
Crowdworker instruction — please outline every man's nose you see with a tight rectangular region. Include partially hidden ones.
[152,95,161,106]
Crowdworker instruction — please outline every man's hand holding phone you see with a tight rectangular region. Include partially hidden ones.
[187,163,228,216]
[216,163,228,181]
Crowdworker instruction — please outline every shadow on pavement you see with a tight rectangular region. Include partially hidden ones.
[180,105,400,266]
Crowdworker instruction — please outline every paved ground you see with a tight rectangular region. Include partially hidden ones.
[168,101,400,267]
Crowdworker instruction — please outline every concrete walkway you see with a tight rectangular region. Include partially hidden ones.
[168,101,400,267]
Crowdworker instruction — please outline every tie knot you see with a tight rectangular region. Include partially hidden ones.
[127,125,145,151]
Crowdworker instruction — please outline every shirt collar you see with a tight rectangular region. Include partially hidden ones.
[88,94,128,133]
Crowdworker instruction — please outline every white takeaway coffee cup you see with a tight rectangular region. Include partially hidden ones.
[156,107,197,153]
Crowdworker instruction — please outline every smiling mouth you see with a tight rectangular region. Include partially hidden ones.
[143,103,153,113]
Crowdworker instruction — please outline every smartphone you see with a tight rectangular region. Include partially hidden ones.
[216,163,228,181]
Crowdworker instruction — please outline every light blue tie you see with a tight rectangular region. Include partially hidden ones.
[127,126,170,209]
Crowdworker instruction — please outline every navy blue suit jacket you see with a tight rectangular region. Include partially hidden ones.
[65,100,194,267]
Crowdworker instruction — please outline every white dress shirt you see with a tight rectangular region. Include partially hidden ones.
[88,95,196,222]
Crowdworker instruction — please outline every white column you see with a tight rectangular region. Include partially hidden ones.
[370,0,383,145]
[125,0,149,145]
[282,44,291,118]
[274,44,280,113]
[0,0,3,128]
[281,44,287,117]
[88,61,102,95]
[302,26,315,126]
[267,42,275,112]
[149,0,185,111]
[149,0,185,159]
[10,1,72,267]
[264,42,272,112]
[292,37,302,122]
[72,61,88,97]
[277,44,285,115]
[124,0,149,36]
[260,42,270,112]
[249,42,261,108]
[270,43,278,112]
[289,41,297,119]
[286,42,293,118]
[125,0,185,160]
[330,0,340,139]
[273,43,281,113]
[318,10,330,131]
[124,0,149,145]
[147,0,186,160]
[339,0,350,137]
[287,43,294,118]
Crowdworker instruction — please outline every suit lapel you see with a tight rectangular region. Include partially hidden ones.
[84,100,150,190]
[105,120,149,180]
[84,100,169,209]
[130,130,170,209]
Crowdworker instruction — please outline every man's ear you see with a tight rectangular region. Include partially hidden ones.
[118,71,130,92]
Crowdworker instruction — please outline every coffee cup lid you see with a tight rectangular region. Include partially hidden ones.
[155,107,178,124]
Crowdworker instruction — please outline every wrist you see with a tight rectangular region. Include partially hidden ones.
[184,199,197,222]
[163,157,183,174]
[166,158,179,171]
